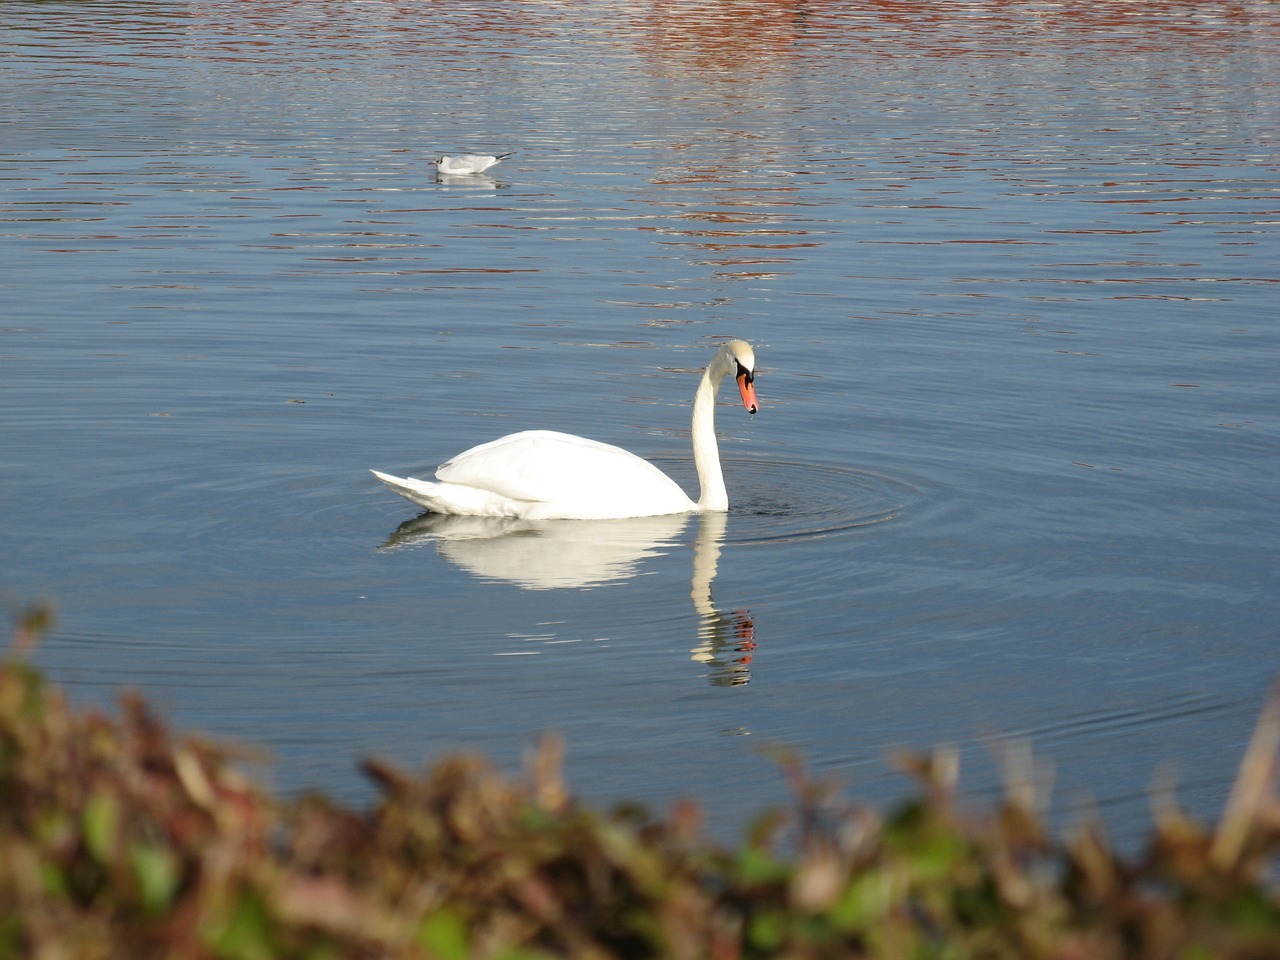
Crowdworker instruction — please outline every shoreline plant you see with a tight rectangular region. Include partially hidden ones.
[2,605,1277,959]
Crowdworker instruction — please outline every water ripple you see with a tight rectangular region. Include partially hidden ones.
[652,456,917,545]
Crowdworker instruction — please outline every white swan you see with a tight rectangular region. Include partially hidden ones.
[371,340,759,520]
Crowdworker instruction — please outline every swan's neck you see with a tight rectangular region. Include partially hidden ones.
[692,364,728,511]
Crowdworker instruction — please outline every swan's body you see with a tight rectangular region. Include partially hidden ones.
[432,152,513,175]
[372,340,759,520]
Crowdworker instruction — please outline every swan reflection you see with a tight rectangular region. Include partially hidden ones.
[381,512,688,590]
[687,511,757,687]
[380,510,757,684]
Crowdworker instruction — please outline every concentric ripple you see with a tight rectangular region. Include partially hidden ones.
[654,456,918,545]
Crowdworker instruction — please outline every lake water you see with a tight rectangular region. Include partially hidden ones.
[3,1,1277,843]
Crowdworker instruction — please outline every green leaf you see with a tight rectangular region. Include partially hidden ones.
[38,860,69,899]
[905,832,966,881]
[831,870,894,930]
[83,791,120,865]
[418,909,470,960]
[736,845,786,886]
[747,910,787,951]
[130,842,180,914]
[206,889,273,960]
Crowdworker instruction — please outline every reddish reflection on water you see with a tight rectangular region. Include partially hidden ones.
[12,1,1276,58]
[2,0,1276,849]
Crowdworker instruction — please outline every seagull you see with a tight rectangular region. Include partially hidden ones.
[432,152,514,175]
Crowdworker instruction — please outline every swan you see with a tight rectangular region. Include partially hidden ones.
[371,339,759,520]
[432,152,513,175]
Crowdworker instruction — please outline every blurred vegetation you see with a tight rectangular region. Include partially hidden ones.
[2,605,1278,960]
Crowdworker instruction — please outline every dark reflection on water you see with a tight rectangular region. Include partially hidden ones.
[2,1,1277,844]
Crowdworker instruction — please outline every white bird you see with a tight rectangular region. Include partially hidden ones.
[431,152,513,175]
[371,340,760,520]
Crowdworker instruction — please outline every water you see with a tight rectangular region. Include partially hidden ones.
[2,1,1277,842]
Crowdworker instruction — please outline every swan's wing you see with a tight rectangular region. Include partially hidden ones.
[435,429,691,510]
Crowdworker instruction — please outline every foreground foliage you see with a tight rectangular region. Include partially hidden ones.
[2,609,1278,959]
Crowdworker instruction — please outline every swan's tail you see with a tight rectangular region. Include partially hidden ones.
[371,469,517,516]
[370,470,450,512]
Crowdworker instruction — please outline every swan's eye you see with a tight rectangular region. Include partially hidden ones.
[736,361,754,384]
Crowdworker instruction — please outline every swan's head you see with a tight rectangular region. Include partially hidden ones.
[718,339,758,415]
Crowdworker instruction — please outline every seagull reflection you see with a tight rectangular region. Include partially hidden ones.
[380,510,757,684]
[434,172,501,188]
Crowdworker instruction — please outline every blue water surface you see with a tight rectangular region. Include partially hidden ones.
[2,0,1277,842]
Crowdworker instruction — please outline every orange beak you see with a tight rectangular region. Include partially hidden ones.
[737,371,759,415]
